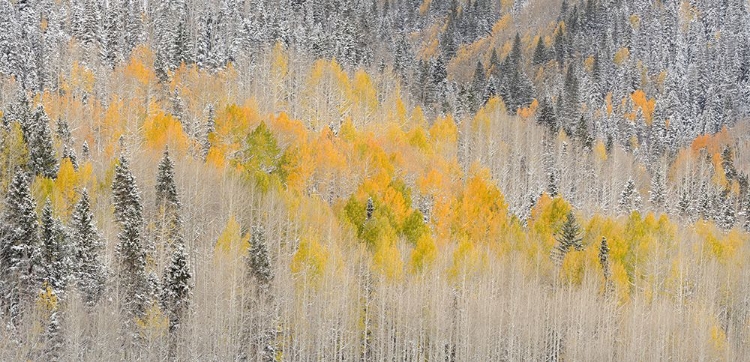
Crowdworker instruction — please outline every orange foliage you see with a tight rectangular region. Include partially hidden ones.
[631,90,656,125]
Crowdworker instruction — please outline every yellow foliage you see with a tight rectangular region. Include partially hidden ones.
[429,114,458,149]
[136,303,169,340]
[373,240,403,281]
[696,221,744,265]
[52,158,79,218]
[291,234,329,287]
[491,14,512,36]
[37,282,58,313]
[214,216,249,257]
[452,165,508,243]
[630,15,641,29]
[143,110,190,152]
[410,234,437,273]
[594,140,608,161]
[407,126,431,154]
[529,194,572,258]
[448,238,486,283]
[0,122,28,190]
[352,69,378,124]
[70,62,96,94]
[584,55,595,72]
[614,47,630,65]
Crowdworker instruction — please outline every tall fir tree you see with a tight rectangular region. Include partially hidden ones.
[71,189,106,306]
[0,170,42,323]
[26,106,58,179]
[40,199,71,294]
[551,211,584,267]
[112,155,149,327]
[619,178,642,213]
[248,225,273,290]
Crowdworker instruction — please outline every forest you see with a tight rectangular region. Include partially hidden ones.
[1,0,750,360]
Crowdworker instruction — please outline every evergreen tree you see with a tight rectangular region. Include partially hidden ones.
[0,170,41,323]
[26,106,58,179]
[551,211,583,267]
[71,189,106,306]
[247,225,273,290]
[562,64,580,127]
[161,242,191,351]
[533,37,548,66]
[619,178,642,213]
[243,224,275,361]
[40,199,71,293]
[575,115,592,149]
[155,148,181,221]
[649,169,666,209]
[112,155,149,326]
[538,97,558,132]
[598,237,610,280]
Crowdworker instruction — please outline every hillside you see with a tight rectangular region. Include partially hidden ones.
[1,0,750,360]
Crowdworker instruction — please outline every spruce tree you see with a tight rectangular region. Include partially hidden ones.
[0,170,41,323]
[243,224,275,361]
[156,148,181,214]
[71,189,106,306]
[533,36,548,66]
[537,97,558,132]
[619,178,642,213]
[551,211,583,268]
[161,242,191,335]
[40,199,71,293]
[248,225,273,290]
[598,237,611,280]
[649,169,666,209]
[27,106,58,179]
[575,115,592,149]
[112,155,149,325]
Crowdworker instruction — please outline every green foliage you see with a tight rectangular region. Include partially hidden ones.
[401,210,429,245]
[344,196,367,238]
[237,121,284,192]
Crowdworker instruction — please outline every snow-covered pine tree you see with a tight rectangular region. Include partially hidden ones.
[161,242,191,348]
[40,199,71,294]
[537,96,558,132]
[533,36,548,66]
[26,106,58,179]
[112,155,149,325]
[71,189,106,306]
[618,178,641,213]
[155,149,183,262]
[649,169,666,209]
[241,223,275,361]
[248,225,273,290]
[0,170,42,323]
